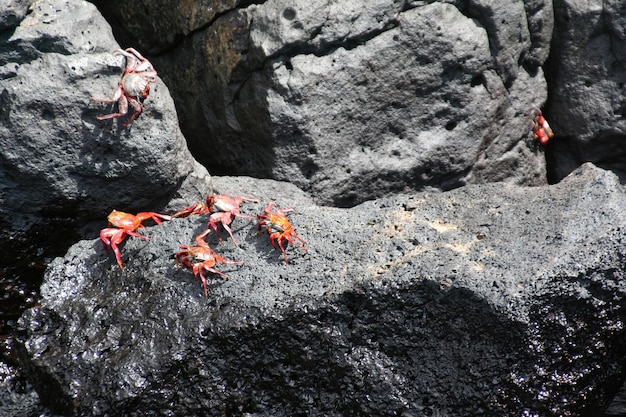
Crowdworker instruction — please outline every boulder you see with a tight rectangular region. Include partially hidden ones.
[546,0,626,182]
[0,0,210,227]
[92,0,552,206]
[0,0,211,284]
[4,0,626,415]
[16,164,626,416]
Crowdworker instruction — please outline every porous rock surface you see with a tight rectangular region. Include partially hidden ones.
[0,0,210,279]
[0,0,210,234]
[3,0,626,416]
[93,0,552,206]
[16,164,626,416]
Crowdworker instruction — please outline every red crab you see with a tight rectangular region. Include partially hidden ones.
[175,229,243,296]
[92,47,158,127]
[257,202,307,263]
[531,109,554,145]
[173,193,258,246]
[100,209,171,269]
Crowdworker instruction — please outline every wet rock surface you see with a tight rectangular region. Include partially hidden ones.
[15,165,626,416]
[0,0,210,409]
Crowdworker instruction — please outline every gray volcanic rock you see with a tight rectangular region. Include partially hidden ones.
[0,0,211,282]
[92,0,552,206]
[4,1,626,416]
[546,0,626,182]
[0,0,210,229]
[0,0,31,32]
[17,164,626,416]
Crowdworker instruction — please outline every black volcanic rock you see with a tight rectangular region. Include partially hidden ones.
[16,164,626,416]
[546,0,626,183]
[3,1,626,416]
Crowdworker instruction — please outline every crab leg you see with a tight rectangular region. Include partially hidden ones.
[91,84,123,104]
[94,93,129,121]
[122,97,144,126]
[100,228,149,269]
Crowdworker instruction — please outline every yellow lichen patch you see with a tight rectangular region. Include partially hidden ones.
[366,245,430,277]
[444,242,474,254]
[471,262,486,272]
[428,221,459,233]
[372,262,393,276]
[443,232,488,254]
[391,210,418,227]
[379,209,419,238]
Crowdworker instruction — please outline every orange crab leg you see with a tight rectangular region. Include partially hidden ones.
[193,264,229,296]
[207,211,239,244]
[172,202,209,218]
[94,91,129,121]
[116,48,157,77]
[284,232,307,251]
[121,97,143,127]
[134,211,172,225]
[100,228,148,269]
[91,84,124,105]
[269,232,290,263]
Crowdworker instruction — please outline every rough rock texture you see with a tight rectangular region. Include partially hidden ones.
[0,0,31,32]
[16,164,626,416]
[545,0,626,182]
[0,0,211,283]
[92,0,552,206]
[3,1,626,416]
[0,0,210,228]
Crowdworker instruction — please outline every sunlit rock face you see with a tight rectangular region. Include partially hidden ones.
[93,0,553,206]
